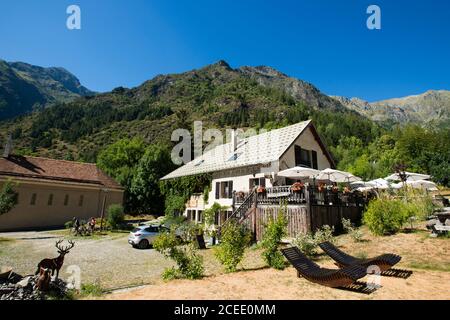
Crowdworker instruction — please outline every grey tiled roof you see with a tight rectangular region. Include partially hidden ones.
[161,120,312,180]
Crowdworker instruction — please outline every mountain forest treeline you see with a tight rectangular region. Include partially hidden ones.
[0,61,448,214]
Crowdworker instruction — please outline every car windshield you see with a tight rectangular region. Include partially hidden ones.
[131,228,142,233]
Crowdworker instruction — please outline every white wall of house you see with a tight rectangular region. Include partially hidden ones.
[279,126,331,171]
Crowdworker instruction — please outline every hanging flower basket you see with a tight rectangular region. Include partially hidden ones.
[291,182,304,192]
[257,186,266,194]
[317,183,325,193]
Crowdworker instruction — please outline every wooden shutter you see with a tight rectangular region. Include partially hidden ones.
[312,150,318,169]
[228,181,234,198]
[215,182,220,199]
[294,145,302,166]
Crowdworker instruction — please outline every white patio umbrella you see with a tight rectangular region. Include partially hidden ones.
[277,167,320,179]
[385,172,431,182]
[367,178,390,189]
[406,179,438,191]
[357,186,375,192]
[346,174,363,183]
[315,168,355,183]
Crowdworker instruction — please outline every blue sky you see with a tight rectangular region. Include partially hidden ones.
[0,0,449,102]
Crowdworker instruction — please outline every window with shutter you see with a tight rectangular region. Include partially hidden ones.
[215,182,220,199]
[228,181,233,198]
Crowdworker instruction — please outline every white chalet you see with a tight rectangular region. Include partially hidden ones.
[162,120,336,226]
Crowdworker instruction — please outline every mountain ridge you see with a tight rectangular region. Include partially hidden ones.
[0,60,94,120]
[332,89,450,125]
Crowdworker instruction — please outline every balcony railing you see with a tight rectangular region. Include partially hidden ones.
[234,185,369,207]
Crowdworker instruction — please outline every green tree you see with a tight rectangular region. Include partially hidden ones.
[97,138,146,212]
[130,144,176,215]
[107,204,125,230]
[153,228,204,280]
[0,181,18,215]
[214,220,252,272]
[260,207,288,269]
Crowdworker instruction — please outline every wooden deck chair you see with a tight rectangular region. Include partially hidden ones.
[281,247,367,288]
[319,241,401,273]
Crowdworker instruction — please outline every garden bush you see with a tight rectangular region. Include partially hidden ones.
[342,218,364,242]
[153,228,204,280]
[64,220,74,229]
[314,225,335,244]
[292,232,318,256]
[107,204,125,230]
[363,198,408,235]
[260,209,288,269]
[214,220,252,272]
[292,225,336,257]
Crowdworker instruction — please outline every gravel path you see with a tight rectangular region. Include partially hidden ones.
[0,230,173,290]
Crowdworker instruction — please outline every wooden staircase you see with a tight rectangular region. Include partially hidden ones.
[220,188,257,231]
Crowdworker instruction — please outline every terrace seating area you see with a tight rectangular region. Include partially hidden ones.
[234,185,371,207]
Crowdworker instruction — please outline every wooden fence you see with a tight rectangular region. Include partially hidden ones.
[243,204,363,241]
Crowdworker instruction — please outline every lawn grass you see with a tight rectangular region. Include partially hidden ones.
[408,261,450,272]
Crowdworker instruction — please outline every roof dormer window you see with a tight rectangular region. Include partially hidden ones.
[228,153,241,161]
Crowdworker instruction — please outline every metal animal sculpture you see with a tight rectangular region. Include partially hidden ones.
[35,240,75,279]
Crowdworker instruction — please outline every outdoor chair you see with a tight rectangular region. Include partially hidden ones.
[196,234,207,249]
[281,247,367,288]
[319,241,401,273]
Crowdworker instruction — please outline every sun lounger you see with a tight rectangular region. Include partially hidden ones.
[319,241,401,272]
[281,247,367,288]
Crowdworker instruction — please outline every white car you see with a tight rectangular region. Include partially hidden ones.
[128,224,169,249]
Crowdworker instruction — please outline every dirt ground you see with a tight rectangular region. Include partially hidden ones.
[106,267,450,300]
[1,223,449,300]
[0,230,172,289]
[106,224,450,300]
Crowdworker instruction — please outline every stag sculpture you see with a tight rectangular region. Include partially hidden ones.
[36,240,75,279]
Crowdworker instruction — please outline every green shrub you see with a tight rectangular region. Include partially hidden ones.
[214,220,252,272]
[107,204,125,230]
[260,209,288,270]
[64,220,74,229]
[293,232,317,257]
[314,225,335,244]
[292,225,336,257]
[153,228,204,280]
[363,198,408,235]
[342,218,364,242]
[80,282,103,297]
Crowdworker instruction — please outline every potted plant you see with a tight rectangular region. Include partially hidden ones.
[317,183,325,193]
[291,182,304,192]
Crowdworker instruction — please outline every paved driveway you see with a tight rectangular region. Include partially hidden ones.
[0,230,173,290]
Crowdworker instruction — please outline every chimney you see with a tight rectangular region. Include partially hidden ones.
[3,134,12,158]
[231,129,238,152]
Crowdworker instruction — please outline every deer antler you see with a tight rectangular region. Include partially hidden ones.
[62,240,75,252]
[55,239,64,251]
[55,239,75,253]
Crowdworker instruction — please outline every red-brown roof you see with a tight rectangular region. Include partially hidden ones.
[0,155,123,190]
